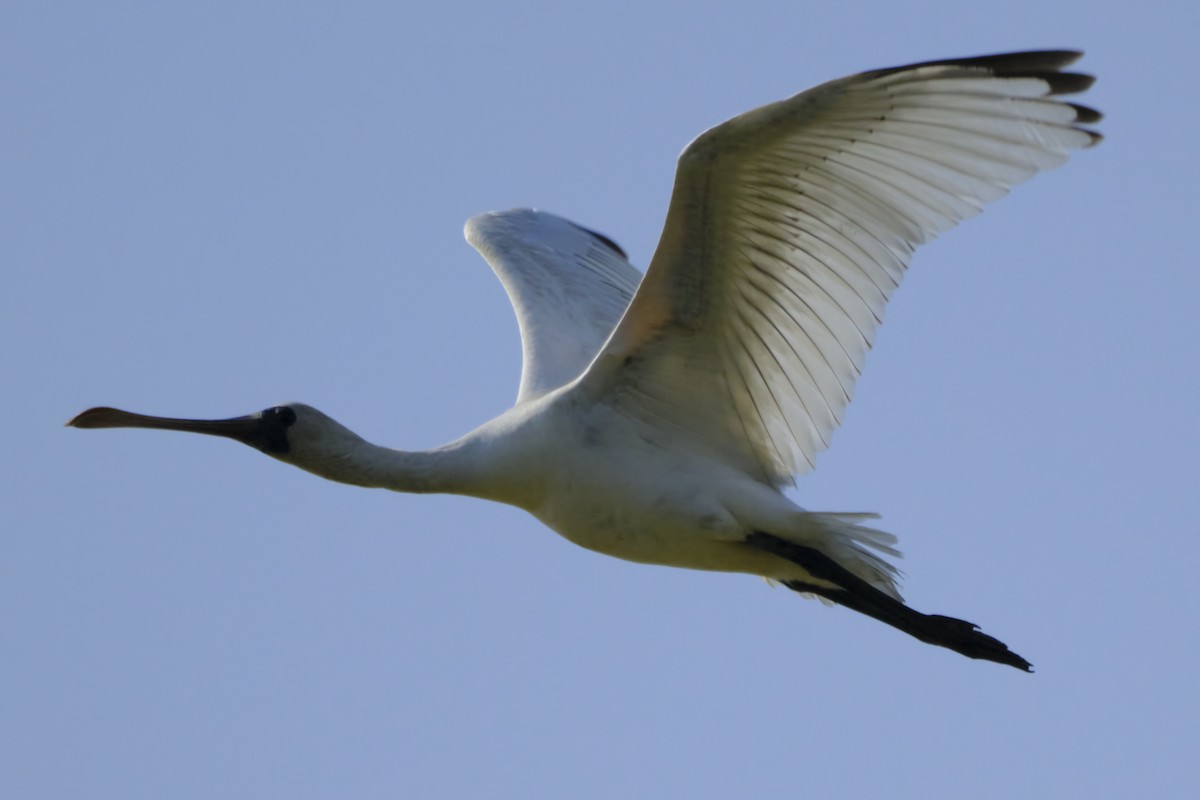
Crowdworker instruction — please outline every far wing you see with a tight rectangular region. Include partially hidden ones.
[583,51,1101,486]
[466,209,641,404]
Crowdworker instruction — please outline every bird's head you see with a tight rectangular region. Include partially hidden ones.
[66,402,368,470]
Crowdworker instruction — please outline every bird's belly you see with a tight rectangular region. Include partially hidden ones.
[485,399,797,576]
[527,471,783,576]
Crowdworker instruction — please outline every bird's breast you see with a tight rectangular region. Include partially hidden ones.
[463,394,781,573]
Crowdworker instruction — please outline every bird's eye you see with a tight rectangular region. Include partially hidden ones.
[264,406,297,426]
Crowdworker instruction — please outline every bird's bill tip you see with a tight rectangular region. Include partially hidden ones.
[67,406,141,428]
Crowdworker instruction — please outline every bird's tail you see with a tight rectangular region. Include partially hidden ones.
[791,512,903,600]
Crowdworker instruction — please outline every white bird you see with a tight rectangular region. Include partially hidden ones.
[70,51,1101,670]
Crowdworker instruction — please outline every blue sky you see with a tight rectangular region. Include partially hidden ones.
[5,1,1198,797]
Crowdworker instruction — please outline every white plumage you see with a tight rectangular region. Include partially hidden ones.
[71,51,1100,670]
[465,211,641,404]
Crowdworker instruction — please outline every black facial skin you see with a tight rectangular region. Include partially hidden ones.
[253,406,297,454]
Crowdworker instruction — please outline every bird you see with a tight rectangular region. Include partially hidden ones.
[69,50,1101,671]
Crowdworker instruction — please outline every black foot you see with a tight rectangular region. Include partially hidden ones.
[748,532,1032,672]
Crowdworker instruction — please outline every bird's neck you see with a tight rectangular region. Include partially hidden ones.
[288,437,490,498]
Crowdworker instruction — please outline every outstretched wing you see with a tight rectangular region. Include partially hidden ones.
[466,209,642,404]
[582,51,1101,486]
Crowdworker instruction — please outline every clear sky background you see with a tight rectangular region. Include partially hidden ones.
[5,2,1198,798]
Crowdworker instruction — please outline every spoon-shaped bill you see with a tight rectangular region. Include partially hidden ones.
[66,406,291,453]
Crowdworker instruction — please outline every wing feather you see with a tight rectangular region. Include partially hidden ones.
[465,209,640,404]
[582,50,1100,485]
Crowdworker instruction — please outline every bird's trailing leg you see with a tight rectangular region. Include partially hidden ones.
[746,532,1032,671]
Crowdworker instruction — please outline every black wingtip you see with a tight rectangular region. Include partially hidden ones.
[567,221,629,260]
[868,49,1096,96]
[861,49,1100,148]
[872,49,1083,76]
[1069,102,1103,124]
[1042,71,1096,96]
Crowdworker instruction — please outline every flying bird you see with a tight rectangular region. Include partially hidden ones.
[70,51,1101,671]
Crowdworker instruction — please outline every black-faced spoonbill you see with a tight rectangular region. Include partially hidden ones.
[70,51,1101,671]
